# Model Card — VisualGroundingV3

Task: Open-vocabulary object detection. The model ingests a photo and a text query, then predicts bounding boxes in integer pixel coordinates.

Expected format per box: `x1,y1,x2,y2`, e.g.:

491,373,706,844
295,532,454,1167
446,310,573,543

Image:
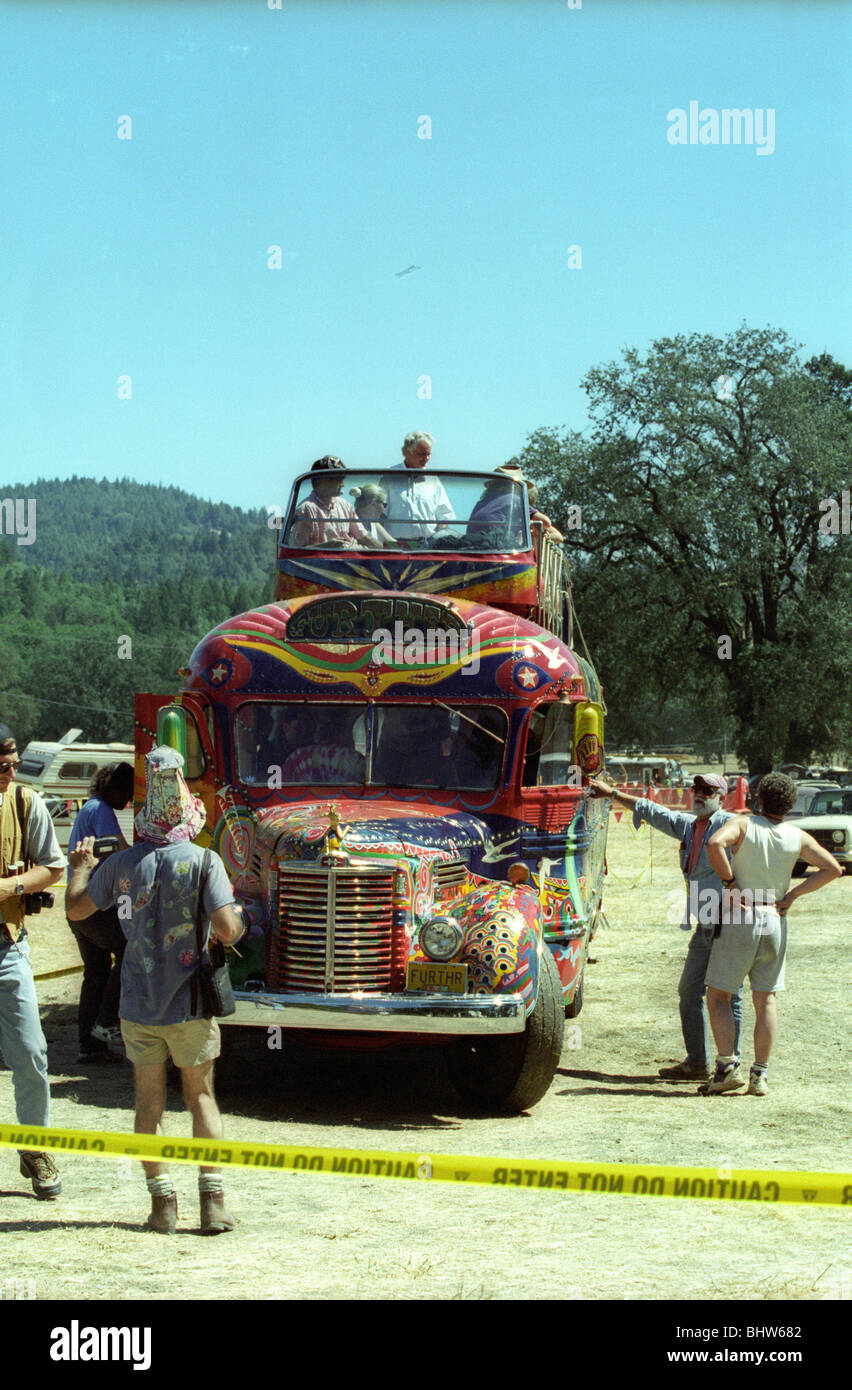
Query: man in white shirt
703,772,842,1096
382,432,455,541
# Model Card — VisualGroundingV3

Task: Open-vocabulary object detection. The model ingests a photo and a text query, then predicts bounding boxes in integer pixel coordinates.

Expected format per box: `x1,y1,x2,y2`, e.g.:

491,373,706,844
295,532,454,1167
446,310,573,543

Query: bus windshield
234,702,507,789
280,470,530,554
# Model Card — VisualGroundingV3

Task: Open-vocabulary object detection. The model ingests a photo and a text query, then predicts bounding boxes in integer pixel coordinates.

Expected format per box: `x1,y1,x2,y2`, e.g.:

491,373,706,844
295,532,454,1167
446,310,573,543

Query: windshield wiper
429,699,505,744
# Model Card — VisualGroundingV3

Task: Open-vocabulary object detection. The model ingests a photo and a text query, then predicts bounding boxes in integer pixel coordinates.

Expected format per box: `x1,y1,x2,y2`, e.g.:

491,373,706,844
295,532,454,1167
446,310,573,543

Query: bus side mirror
157,706,188,764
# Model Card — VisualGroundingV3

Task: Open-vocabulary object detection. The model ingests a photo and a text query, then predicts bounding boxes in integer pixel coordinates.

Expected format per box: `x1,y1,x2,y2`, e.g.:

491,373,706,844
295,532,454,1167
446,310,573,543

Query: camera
93,836,120,860
24,891,55,915
7,860,55,915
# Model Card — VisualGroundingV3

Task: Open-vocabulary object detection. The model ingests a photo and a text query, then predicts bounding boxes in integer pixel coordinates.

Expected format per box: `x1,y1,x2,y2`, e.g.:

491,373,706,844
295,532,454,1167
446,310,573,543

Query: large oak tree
515,326,852,769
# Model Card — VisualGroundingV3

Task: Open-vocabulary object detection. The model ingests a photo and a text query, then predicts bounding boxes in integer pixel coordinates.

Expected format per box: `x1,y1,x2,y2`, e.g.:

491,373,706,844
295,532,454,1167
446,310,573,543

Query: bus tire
449,946,564,1113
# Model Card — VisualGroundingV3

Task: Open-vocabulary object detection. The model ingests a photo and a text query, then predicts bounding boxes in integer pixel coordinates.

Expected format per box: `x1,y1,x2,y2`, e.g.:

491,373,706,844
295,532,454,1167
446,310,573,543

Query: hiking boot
146,1191,178,1234
200,1190,234,1235
658,1060,712,1081
19,1151,62,1200
747,1068,769,1096
700,1061,746,1095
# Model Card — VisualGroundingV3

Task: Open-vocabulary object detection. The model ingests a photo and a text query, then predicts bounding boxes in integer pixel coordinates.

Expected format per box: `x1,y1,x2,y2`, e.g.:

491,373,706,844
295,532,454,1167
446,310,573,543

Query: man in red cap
589,772,743,1081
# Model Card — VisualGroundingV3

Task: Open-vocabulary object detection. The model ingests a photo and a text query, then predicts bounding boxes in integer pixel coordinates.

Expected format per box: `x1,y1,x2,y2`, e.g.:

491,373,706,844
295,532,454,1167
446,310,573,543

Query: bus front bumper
225,989,527,1034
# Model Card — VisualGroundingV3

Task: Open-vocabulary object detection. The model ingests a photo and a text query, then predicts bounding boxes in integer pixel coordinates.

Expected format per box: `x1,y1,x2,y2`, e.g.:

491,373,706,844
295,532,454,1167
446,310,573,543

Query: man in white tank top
703,773,842,1096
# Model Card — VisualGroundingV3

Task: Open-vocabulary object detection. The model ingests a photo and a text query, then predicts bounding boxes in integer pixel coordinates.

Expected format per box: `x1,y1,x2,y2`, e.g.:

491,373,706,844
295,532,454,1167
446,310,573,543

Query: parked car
789,787,852,876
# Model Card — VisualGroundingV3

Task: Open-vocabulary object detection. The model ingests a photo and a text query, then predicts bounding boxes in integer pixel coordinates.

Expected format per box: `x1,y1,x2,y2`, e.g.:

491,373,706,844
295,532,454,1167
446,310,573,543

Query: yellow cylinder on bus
574,701,605,776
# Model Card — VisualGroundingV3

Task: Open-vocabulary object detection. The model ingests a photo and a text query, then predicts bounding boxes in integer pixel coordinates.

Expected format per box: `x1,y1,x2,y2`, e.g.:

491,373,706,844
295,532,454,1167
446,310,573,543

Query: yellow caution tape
1,1124,849,1206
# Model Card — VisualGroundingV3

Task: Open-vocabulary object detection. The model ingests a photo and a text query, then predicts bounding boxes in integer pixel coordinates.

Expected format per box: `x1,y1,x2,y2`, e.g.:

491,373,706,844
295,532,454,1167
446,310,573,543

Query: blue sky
2,0,849,514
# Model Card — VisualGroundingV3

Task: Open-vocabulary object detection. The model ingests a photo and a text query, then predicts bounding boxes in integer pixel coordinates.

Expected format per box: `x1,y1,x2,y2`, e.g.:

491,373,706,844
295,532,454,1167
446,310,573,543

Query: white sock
146,1175,175,1197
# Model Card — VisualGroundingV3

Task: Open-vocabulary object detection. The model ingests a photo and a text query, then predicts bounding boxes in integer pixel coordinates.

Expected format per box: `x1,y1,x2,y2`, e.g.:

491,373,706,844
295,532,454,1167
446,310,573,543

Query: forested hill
2,476,272,587
0,477,274,747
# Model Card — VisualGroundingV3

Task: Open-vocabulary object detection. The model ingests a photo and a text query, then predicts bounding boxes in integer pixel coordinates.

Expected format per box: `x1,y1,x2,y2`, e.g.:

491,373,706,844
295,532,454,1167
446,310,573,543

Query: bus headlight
420,915,464,962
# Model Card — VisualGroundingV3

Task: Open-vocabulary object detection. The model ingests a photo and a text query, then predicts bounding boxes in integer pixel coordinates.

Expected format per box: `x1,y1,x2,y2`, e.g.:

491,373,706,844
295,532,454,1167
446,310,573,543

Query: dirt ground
2,798,850,1302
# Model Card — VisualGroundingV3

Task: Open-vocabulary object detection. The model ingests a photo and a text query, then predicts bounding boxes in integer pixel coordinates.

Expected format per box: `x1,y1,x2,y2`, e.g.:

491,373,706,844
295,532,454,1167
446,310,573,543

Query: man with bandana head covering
588,772,743,1081
67,747,245,1236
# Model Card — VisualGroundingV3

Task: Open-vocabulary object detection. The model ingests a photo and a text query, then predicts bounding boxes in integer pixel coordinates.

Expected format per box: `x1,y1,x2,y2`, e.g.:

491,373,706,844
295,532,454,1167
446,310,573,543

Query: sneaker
658,1060,712,1081
700,1062,746,1095
19,1151,62,1200
91,1024,123,1045
747,1068,769,1096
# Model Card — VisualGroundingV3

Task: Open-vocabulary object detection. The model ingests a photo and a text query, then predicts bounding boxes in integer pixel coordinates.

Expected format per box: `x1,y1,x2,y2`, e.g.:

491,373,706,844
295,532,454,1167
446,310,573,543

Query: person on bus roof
288,457,382,550
381,433,455,541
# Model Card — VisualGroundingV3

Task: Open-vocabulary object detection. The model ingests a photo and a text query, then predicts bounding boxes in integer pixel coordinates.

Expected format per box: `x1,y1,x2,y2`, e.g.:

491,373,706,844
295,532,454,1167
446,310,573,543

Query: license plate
406,961,468,994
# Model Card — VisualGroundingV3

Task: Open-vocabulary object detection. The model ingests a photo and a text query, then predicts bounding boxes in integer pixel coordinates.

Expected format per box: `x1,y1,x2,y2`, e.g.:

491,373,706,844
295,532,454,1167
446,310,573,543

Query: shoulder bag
191,848,235,1019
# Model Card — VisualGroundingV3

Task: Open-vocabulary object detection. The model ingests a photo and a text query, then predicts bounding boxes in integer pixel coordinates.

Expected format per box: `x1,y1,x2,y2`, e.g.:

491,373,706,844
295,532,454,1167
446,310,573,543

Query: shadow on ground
19,1002,510,1130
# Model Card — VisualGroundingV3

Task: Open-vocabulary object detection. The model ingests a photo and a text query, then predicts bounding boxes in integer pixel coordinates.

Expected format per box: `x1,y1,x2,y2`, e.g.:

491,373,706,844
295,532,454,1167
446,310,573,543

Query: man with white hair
588,771,744,1080
382,432,455,541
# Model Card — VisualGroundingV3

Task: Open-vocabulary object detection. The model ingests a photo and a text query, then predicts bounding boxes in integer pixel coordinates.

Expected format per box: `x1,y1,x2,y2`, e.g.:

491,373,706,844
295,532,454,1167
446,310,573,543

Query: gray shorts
705,911,787,994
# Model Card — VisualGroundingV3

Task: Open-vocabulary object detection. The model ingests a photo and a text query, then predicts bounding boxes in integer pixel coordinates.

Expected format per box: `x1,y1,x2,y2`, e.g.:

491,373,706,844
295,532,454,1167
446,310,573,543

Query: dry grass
1,796,849,1301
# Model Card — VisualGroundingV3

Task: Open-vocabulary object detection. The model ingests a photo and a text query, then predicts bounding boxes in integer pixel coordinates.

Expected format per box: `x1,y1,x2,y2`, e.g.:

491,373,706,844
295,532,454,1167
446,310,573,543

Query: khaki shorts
120,1017,221,1068
705,911,787,994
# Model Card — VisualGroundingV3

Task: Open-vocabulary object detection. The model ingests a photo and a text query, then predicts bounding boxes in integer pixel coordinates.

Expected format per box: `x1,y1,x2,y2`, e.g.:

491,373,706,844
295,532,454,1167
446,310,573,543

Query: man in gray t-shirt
704,772,842,1097
86,841,235,1026
67,745,245,1235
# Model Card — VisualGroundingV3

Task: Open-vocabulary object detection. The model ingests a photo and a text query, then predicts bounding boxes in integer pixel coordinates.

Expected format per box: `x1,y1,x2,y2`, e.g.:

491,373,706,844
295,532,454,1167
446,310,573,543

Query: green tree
517,325,852,769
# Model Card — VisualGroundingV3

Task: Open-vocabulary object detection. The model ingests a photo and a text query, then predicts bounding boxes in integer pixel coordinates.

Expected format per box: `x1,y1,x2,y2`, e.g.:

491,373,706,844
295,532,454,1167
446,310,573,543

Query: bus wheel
449,947,564,1113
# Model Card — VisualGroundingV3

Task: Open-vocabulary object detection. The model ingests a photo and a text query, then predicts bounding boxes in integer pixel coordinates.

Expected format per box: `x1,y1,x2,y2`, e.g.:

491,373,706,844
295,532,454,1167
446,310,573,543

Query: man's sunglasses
692,781,717,797
0,760,21,775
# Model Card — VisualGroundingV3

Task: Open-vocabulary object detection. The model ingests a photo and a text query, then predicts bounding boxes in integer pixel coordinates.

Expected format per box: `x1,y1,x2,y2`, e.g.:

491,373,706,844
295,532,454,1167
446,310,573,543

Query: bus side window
522,709,546,787
525,703,575,786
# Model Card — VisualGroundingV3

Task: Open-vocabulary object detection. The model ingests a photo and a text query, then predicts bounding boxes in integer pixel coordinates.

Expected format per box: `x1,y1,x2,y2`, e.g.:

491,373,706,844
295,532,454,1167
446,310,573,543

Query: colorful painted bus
135,468,610,1110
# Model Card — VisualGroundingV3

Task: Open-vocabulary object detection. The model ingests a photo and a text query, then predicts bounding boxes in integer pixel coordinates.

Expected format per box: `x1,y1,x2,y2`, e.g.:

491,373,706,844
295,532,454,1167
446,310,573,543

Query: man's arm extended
587,776,689,841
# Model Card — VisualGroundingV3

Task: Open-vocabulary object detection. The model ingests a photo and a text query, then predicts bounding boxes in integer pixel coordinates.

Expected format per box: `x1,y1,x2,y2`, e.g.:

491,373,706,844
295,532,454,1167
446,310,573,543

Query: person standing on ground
67,761,134,1063
67,746,245,1235
702,772,842,1097
588,771,743,1080
0,733,66,1200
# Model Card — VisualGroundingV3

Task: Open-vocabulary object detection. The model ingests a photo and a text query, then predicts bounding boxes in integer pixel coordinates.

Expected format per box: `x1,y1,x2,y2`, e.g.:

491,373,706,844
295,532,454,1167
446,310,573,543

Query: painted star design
517,666,538,688
211,663,228,683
